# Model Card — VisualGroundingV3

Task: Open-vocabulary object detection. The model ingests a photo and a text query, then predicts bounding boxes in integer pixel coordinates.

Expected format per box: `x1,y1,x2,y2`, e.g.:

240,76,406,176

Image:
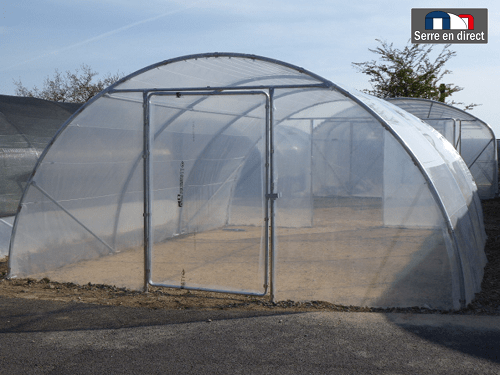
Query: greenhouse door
145,91,270,295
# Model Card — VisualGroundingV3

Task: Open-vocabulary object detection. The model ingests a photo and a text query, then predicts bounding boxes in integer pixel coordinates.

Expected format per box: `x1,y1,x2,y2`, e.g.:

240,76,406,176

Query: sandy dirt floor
8,197,454,309
3,196,499,314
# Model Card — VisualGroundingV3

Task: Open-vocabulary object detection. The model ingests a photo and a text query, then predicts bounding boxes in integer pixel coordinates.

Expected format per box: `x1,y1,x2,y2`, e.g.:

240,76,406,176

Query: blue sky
1,1,499,135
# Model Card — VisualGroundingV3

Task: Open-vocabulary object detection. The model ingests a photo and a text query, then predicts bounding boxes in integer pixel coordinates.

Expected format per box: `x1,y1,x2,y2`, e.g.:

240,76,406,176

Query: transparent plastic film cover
0,95,80,216
461,120,497,198
117,55,321,91
9,93,146,290
274,92,456,309
6,55,488,309
388,98,498,199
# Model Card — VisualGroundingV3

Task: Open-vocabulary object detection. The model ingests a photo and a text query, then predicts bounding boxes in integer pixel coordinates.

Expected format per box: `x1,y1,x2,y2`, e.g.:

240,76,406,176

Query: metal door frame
143,90,272,297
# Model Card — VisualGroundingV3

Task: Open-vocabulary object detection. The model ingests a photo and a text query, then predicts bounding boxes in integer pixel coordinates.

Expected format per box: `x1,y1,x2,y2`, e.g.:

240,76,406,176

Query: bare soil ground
1,197,500,315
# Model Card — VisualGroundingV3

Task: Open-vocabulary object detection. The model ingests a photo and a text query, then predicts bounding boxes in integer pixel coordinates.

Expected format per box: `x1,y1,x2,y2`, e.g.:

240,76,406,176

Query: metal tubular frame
144,90,271,297
7,53,482,309
98,82,329,300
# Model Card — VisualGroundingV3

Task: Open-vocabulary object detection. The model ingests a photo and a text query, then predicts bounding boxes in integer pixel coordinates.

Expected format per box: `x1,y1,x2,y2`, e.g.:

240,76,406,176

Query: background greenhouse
388,97,498,200
0,95,80,256
6,53,487,310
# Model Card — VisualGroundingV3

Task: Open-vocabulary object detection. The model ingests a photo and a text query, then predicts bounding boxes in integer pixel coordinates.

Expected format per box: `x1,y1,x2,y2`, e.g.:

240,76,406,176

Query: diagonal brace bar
30,181,115,254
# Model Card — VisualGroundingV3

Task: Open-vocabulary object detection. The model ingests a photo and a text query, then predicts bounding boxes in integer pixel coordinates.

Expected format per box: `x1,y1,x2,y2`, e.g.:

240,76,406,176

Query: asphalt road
1,297,500,374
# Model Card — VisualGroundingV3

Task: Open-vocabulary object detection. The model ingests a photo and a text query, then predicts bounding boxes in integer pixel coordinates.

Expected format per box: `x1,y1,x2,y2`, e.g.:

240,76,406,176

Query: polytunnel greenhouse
0,95,80,256
388,97,498,200
8,53,487,310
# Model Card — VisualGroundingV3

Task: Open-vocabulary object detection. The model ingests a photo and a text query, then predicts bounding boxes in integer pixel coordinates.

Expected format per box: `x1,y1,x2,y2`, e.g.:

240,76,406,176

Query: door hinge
266,192,281,200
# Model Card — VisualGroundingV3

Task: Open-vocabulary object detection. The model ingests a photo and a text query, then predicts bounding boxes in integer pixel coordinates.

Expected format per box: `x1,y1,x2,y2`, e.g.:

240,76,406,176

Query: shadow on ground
0,296,289,333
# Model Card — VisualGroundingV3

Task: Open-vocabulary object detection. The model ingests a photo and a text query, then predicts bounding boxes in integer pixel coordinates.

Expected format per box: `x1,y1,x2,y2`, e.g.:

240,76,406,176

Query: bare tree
14,64,124,103
353,39,478,111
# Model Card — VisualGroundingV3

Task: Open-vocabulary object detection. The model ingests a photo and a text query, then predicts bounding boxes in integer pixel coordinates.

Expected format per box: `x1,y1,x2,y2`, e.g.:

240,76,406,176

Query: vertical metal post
263,96,270,296
268,88,276,302
349,121,354,194
454,119,460,153
310,119,314,227
143,92,152,292
457,119,462,154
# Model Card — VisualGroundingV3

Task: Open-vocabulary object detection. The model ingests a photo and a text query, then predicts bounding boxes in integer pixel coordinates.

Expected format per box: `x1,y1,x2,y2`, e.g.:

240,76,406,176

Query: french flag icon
425,11,474,30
